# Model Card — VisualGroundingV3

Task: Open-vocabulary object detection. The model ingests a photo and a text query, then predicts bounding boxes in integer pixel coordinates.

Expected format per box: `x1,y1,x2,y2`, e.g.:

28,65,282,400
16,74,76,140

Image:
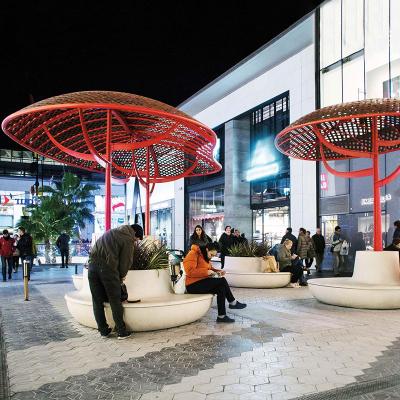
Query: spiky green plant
130,240,169,270
228,241,271,257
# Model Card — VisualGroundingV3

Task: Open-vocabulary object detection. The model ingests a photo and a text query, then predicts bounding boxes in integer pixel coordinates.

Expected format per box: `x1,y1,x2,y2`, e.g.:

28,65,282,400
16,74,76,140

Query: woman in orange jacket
183,242,246,323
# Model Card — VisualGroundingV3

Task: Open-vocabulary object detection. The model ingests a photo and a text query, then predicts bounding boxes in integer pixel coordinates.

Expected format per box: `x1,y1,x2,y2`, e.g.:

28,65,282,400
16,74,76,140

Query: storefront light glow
246,162,280,181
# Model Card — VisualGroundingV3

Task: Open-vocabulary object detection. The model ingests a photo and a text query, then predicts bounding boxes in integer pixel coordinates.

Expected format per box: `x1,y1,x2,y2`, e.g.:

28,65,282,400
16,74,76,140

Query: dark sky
0,1,322,150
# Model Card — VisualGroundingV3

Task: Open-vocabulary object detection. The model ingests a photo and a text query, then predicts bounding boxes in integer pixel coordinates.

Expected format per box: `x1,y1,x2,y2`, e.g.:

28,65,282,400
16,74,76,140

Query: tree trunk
44,239,51,264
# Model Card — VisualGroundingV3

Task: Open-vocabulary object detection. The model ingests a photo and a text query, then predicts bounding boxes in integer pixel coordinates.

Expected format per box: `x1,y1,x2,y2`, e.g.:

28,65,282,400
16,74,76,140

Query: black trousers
186,277,235,315
1,256,13,280
280,261,304,283
220,254,226,269
88,265,126,335
60,249,69,268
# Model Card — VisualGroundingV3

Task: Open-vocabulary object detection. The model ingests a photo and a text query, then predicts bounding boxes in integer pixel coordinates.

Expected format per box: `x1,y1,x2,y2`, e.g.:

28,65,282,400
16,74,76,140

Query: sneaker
100,327,112,337
216,315,235,323
299,281,308,286
229,301,247,309
117,331,133,340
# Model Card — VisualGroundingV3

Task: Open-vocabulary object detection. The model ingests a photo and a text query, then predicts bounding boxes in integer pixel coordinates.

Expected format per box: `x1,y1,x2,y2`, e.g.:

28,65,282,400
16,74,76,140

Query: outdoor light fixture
246,162,279,181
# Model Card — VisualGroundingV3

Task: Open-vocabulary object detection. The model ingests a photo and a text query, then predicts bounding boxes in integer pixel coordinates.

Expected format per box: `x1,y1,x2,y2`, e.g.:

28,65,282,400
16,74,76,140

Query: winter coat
312,233,325,254
89,225,136,280
281,232,298,254
183,245,219,286
277,245,292,269
17,233,33,256
0,236,15,257
188,234,211,248
56,233,70,251
218,233,235,256
393,228,400,242
296,233,310,259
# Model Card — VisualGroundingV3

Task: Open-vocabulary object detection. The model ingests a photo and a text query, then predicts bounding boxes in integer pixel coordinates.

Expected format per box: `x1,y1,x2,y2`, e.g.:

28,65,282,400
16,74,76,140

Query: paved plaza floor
1,266,400,400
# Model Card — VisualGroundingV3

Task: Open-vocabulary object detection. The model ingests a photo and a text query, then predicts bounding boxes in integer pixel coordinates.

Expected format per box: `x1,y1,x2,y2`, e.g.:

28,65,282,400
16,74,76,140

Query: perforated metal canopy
1,91,222,182
275,98,400,161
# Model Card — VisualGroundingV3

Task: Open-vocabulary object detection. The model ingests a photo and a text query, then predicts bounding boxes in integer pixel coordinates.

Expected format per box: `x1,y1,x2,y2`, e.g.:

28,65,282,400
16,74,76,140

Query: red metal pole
105,110,112,231
145,147,150,236
372,117,382,251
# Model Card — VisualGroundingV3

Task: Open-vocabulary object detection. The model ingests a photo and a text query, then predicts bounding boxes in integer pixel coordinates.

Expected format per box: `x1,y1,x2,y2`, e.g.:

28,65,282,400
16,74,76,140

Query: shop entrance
252,206,289,247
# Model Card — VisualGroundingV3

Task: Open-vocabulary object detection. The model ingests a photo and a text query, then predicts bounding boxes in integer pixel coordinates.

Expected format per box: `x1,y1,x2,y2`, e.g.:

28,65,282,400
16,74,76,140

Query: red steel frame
2,97,221,234
276,113,400,251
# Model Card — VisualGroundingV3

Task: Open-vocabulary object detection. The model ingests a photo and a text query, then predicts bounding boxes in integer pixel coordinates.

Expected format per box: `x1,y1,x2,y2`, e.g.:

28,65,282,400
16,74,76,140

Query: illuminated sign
246,162,279,181
361,194,391,206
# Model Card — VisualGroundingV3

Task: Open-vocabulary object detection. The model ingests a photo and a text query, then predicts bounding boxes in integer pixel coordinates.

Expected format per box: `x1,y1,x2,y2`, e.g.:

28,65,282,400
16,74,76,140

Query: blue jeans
1,256,13,280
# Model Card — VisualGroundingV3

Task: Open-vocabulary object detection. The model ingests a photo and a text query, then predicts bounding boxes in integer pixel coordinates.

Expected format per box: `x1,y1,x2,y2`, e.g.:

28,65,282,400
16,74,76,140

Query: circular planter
308,251,400,309
225,272,291,288
224,256,261,273
65,267,213,331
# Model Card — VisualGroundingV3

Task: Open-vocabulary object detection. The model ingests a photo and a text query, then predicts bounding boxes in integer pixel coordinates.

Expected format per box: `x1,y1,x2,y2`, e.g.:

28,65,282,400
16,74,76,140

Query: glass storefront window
343,56,365,102
365,0,390,98
342,0,364,58
252,206,289,247
321,66,342,107
320,0,341,68
320,160,349,198
188,186,224,242
150,208,172,248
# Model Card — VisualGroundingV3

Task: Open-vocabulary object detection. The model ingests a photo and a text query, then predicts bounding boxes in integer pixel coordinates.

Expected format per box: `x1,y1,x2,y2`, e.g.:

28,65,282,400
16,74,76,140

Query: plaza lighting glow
246,162,279,181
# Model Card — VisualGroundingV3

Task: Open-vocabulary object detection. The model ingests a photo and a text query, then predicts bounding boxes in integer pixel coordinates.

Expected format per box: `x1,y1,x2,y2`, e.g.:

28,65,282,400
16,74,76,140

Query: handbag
173,269,187,294
260,256,279,273
121,283,128,302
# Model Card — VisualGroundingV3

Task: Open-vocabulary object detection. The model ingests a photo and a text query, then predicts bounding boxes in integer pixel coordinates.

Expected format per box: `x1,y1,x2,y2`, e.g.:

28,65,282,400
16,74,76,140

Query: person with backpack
56,232,70,268
0,230,15,281
281,228,298,254
16,227,34,280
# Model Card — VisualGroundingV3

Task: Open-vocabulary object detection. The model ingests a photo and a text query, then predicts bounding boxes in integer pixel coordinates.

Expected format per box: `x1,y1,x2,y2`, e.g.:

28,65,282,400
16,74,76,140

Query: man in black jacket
56,232,70,268
384,238,400,260
312,228,326,272
281,228,298,255
88,224,143,339
17,227,33,280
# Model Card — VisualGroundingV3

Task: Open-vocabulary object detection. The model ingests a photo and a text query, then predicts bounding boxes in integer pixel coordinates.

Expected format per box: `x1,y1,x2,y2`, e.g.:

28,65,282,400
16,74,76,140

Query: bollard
75,264,78,275
23,260,29,301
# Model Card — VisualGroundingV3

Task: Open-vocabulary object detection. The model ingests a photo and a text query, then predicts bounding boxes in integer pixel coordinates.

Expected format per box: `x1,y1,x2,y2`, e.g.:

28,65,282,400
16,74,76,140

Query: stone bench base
65,291,213,331
308,278,400,309
71,275,83,291
226,272,291,288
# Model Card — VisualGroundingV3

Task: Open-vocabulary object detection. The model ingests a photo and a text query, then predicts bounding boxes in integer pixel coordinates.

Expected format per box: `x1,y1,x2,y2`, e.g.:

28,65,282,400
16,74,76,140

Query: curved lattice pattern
2,91,221,182
275,98,400,161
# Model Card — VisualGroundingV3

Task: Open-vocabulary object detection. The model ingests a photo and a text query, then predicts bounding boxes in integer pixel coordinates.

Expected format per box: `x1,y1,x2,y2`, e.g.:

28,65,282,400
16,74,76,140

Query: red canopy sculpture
275,98,400,251
2,91,221,233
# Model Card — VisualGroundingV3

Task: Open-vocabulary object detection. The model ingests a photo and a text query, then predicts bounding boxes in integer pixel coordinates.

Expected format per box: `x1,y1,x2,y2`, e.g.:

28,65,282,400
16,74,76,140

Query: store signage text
361,194,391,206
320,173,328,190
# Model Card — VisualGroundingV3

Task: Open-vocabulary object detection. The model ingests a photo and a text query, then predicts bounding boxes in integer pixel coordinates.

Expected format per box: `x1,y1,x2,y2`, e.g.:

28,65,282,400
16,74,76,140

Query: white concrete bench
72,274,83,291
224,256,291,288
65,268,213,331
308,251,400,309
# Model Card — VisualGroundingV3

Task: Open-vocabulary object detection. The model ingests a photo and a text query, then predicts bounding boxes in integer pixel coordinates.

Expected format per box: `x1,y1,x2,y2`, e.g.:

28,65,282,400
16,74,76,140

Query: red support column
145,147,151,236
105,110,112,231
372,117,382,251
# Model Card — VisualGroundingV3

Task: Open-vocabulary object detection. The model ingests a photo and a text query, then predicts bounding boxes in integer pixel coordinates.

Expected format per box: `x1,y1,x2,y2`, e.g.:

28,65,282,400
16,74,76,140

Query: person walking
312,228,325,273
277,239,307,286
56,232,70,268
281,228,298,254
12,234,20,273
88,224,143,339
332,226,344,276
17,227,33,280
184,242,247,323
296,228,310,273
218,226,235,269
393,220,400,242
188,225,212,248
0,230,15,281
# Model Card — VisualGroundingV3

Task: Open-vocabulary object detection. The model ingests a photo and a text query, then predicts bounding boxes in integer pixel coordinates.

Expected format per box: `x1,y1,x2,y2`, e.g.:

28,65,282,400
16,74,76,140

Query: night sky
0,1,322,150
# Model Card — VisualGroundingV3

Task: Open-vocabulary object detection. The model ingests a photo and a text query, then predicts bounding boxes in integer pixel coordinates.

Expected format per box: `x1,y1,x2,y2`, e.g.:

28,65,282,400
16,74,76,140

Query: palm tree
19,172,98,263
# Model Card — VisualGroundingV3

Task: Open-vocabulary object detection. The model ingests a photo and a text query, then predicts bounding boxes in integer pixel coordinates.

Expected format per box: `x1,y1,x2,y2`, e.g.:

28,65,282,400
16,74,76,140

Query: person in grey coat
88,224,143,339
332,225,344,276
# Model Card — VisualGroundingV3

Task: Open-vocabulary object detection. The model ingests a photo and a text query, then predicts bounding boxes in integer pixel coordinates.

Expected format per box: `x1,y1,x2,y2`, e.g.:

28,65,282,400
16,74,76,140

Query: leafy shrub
227,242,270,257
130,240,169,270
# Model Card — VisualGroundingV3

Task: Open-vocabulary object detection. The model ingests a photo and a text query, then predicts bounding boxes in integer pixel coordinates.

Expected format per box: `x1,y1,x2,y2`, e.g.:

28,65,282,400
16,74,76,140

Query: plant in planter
228,242,270,257
129,240,169,270
225,241,271,273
